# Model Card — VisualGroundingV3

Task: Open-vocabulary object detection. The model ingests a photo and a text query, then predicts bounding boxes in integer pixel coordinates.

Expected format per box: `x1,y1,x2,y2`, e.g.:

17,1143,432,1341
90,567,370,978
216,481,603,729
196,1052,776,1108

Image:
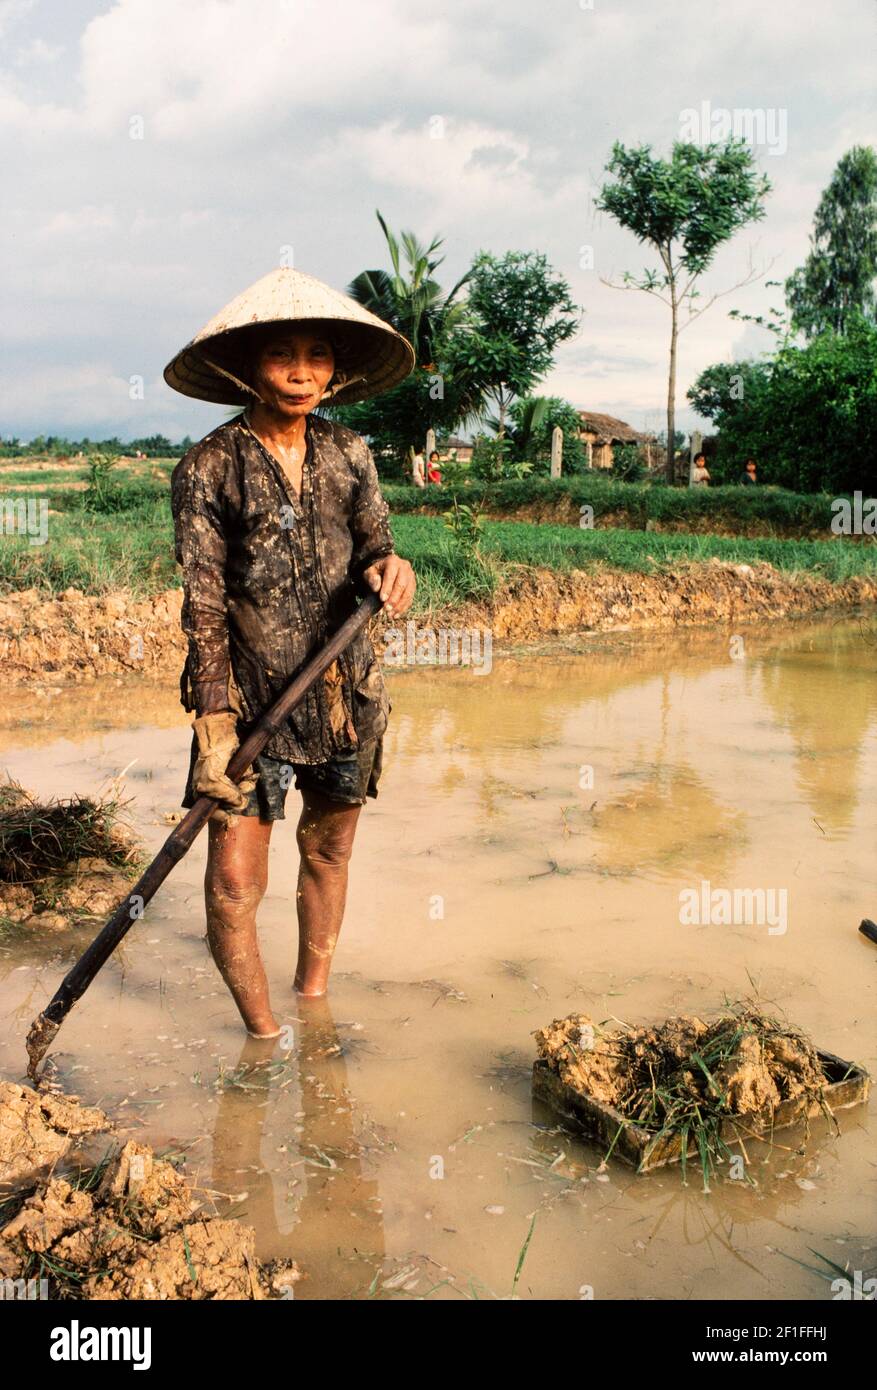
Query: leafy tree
455,251,580,437
128,434,176,456
785,146,877,338
332,370,469,476
597,140,771,479
687,359,770,423
688,320,877,491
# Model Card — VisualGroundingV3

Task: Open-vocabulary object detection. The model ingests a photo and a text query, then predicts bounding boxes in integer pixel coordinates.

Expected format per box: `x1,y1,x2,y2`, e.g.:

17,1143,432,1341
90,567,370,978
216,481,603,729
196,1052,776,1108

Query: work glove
192,712,256,826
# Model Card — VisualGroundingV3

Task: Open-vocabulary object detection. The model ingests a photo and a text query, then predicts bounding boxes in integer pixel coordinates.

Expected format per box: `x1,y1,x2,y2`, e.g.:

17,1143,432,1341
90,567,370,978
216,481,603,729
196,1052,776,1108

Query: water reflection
210,997,386,1299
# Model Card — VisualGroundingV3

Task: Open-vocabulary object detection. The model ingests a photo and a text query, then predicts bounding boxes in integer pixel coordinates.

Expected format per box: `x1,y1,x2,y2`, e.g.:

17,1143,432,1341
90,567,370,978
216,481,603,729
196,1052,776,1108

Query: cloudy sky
1,0,874,442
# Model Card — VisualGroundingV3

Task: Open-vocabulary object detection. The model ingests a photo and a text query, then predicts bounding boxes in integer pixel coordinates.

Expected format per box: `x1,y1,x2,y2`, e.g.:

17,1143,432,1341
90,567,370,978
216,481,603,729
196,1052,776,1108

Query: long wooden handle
26,590,382,1078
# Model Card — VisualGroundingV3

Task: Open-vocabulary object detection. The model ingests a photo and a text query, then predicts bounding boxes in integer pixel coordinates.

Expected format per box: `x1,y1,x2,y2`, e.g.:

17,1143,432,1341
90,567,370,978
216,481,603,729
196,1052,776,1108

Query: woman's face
252,329,336,418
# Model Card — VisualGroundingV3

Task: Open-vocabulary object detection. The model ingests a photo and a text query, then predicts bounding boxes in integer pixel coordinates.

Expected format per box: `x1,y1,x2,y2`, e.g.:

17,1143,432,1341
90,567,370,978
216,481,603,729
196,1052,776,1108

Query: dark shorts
182,737,383,821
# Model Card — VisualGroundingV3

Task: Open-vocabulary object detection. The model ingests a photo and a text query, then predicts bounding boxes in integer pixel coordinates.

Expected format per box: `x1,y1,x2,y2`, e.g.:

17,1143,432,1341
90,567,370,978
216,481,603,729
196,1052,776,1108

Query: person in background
411,446,426,488
740,458,757,485
428,449,443,486
691,451,711,486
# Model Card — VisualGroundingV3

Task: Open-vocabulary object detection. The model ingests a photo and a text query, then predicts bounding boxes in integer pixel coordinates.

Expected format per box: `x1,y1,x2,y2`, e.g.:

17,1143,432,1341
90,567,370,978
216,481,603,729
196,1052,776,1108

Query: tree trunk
497,387,507,440
666,282,678,482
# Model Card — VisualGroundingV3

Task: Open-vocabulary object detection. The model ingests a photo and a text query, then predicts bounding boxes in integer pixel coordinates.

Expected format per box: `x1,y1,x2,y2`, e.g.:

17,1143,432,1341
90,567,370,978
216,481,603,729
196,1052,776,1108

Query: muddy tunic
170,413,394,763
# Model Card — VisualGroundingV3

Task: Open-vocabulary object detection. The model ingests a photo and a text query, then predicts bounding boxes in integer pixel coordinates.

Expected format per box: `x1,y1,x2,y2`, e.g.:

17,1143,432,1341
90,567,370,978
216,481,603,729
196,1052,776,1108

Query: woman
164,267,416,1038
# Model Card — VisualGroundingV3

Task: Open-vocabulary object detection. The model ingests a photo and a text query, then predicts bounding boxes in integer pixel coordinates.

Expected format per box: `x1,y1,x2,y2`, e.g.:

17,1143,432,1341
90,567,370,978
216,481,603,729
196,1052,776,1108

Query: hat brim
164,315,414,408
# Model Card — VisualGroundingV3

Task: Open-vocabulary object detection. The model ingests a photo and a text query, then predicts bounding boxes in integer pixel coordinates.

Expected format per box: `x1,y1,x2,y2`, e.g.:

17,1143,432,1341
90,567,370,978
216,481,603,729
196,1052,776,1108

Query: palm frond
375,209,401,279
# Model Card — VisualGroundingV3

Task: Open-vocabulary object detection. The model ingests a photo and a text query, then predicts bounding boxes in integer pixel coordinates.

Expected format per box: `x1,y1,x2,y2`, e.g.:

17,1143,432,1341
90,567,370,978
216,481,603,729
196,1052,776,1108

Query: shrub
81,455,163,513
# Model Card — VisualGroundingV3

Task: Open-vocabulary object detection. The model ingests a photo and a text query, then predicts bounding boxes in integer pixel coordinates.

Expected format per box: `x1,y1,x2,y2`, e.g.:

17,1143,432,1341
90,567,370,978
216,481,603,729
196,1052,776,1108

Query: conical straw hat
163,267,415,407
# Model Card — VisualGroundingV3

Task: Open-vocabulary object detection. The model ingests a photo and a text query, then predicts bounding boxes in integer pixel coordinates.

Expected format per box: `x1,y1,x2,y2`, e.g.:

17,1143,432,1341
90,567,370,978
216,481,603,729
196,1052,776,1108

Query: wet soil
0,782,142,934
0,612,873,1299
535,1008,827,1117
0,1084,300,1299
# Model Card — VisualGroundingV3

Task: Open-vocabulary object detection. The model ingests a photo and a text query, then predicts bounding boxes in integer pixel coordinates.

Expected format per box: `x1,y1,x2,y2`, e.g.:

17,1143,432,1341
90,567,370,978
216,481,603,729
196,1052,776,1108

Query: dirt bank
0,563,874,685
484,563,877,642
0,587,186,685
0,1083,301,1299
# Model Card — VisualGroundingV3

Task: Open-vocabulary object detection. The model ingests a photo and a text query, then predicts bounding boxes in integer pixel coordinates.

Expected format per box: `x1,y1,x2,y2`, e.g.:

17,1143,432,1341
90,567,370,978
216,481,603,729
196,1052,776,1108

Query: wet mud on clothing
170,412,393,765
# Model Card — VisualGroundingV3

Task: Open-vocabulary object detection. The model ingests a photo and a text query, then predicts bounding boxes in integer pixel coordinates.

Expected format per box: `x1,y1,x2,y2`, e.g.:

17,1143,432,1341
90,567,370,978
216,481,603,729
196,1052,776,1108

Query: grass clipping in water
0,778,143,931
535,1005,831,1184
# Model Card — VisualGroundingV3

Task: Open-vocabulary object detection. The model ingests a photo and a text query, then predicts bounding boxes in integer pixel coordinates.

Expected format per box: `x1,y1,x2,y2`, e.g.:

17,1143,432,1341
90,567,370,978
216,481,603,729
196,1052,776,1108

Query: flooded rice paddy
1,613,875,1300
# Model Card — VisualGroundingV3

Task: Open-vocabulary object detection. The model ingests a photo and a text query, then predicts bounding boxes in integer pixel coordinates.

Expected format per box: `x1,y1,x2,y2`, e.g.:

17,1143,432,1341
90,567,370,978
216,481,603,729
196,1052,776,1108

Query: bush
381,474,862,537
469,433,532,482
80,455,163,513
507,396,588,474
609,444,647,482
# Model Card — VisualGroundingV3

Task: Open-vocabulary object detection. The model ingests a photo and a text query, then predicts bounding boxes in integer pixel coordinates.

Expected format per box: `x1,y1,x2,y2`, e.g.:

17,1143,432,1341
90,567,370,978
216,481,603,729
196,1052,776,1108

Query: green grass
0,499,176,593
0,468,90,486
3,460,857,536
393,515,877,587
0,498,874,601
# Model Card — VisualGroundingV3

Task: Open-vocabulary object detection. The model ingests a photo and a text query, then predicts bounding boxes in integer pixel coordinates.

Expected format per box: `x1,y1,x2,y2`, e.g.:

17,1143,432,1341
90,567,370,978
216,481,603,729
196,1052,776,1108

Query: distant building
577,411,654,470
438,435,473,463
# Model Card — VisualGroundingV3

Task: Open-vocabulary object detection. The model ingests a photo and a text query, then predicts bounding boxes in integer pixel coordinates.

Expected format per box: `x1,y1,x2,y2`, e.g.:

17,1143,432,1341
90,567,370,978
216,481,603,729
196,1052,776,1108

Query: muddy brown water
1,613,875,1300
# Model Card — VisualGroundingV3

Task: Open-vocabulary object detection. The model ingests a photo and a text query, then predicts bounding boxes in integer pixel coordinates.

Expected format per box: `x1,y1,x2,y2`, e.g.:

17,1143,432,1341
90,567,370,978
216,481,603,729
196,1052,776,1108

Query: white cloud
0,0,873,439
36,204,119,240
0,0,35,39
13,35,60,63
320,119,591,228
2,360,215,438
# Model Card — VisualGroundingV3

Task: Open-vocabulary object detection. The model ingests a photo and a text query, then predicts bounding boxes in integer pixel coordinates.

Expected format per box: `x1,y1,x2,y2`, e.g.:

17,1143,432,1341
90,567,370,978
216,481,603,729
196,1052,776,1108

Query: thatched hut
577,411,654,469
438,435,473,463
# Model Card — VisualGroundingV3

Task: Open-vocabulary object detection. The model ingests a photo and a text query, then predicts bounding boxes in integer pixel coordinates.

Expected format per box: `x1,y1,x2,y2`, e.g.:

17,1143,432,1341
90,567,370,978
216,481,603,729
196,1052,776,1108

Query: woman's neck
246,403,308,451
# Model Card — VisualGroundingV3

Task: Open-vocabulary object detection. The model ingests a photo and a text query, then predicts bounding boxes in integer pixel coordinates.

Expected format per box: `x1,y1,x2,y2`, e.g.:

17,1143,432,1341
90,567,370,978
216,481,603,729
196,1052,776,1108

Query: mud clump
0,1081,110,1188
534,1006,827,1124
0,779,142,933
0,1088,301,1300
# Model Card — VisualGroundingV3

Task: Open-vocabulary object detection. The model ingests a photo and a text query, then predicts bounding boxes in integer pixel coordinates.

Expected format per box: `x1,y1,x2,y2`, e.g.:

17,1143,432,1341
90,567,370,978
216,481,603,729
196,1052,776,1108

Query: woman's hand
362,554,416,619
192,712,257,825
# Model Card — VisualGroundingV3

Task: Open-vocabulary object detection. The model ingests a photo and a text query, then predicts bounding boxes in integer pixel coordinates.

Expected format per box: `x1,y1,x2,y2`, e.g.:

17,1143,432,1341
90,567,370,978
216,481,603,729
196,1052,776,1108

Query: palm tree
499,395,550,453
348,211,472,366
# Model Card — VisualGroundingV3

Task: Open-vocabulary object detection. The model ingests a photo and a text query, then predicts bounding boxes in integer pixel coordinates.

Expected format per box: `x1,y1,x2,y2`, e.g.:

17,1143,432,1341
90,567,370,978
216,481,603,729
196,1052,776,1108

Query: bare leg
205,814,280,1037
294,789,362,997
